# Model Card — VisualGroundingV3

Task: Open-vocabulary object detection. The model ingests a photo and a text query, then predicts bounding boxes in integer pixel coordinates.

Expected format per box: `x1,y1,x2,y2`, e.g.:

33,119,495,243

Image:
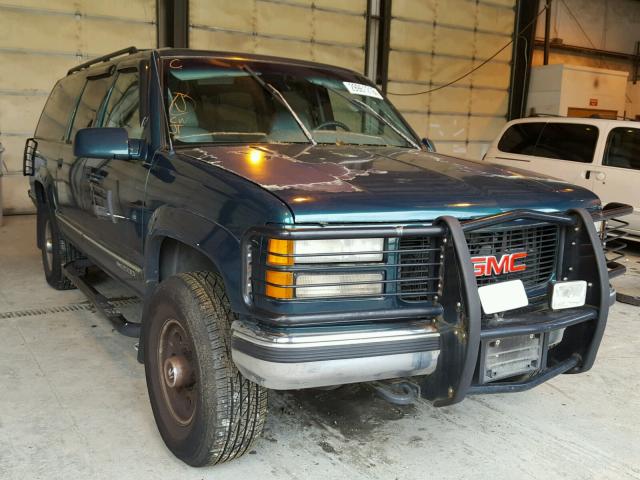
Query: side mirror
74,128,143,160
421,137,436,152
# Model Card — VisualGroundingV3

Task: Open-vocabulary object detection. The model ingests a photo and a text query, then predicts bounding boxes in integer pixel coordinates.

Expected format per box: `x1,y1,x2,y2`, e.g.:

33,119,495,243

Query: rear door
593,126,640,233
34,74,86,207
488,121,597,191
33,81,69,196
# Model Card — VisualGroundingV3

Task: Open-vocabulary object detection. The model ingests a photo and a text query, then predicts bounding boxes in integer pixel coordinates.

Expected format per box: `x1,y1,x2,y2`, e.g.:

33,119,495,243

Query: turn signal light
267,239,293,266
265,270,293,299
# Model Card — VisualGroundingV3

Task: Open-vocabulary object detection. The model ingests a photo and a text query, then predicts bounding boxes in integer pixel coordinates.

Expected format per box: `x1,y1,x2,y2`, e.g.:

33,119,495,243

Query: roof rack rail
67,46,139,75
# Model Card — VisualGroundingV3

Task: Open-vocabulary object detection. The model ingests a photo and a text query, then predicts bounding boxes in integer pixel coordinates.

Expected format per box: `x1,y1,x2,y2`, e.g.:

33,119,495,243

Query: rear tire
143,271,267,466
37,204,80,290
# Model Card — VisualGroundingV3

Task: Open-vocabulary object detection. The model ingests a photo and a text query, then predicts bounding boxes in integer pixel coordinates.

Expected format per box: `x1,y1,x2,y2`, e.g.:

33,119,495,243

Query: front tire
143,272,267,466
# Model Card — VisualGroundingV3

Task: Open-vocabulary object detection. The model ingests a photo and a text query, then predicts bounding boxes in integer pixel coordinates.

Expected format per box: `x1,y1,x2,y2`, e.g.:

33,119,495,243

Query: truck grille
397,237,442,302
465,223,560,290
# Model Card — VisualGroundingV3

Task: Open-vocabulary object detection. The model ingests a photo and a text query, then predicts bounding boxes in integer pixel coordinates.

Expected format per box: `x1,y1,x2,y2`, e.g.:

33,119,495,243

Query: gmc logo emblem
471,252,528,277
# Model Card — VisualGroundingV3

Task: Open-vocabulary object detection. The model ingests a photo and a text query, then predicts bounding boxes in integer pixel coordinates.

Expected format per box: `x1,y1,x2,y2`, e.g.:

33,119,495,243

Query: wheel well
158,238,218,282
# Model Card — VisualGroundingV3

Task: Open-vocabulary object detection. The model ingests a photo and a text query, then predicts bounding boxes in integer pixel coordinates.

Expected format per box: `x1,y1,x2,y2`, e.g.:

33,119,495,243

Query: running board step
62,261,141,338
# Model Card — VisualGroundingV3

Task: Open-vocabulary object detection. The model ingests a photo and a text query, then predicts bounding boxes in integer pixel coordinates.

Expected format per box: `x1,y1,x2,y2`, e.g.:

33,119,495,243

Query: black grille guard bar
595,202,634,279
241,205,632,405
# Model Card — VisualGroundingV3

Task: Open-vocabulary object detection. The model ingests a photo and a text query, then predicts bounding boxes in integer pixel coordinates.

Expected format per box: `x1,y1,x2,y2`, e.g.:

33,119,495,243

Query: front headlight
296,272,384,298
268,238,384,264
265,238,385,299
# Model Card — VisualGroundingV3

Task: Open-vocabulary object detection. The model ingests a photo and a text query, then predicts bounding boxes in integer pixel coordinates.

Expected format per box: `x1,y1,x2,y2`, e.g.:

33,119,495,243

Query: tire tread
176,271,267,466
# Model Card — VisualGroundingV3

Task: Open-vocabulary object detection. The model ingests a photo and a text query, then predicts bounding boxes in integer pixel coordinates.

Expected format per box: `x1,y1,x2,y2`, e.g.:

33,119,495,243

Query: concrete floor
0,214,639,480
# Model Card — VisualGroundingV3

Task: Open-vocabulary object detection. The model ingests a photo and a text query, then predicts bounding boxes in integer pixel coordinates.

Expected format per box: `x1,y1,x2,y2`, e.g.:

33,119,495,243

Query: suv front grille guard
241,204,632,405
242,225,447,326
249,234,444,303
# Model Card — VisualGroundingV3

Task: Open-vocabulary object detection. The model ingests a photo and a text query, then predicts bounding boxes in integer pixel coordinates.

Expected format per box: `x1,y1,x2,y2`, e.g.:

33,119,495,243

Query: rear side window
497,123,544,155
534,123,598,163
35,74,85,141
498,122,598,163
604,127,640,170
69,75,114,141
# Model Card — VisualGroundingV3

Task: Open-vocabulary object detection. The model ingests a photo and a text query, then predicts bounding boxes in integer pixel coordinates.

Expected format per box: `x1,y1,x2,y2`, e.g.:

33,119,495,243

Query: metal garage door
0,0,156,214
387,0,515,159
189,0,367,73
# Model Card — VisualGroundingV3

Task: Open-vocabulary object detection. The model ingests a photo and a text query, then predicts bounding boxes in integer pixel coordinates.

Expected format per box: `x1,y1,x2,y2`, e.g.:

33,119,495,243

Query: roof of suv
157,48,360,74
68,46,363,79
504,116,638,129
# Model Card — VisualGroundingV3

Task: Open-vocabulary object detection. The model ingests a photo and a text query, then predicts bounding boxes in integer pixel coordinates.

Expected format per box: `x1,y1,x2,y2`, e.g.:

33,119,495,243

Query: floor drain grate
0,296,139,320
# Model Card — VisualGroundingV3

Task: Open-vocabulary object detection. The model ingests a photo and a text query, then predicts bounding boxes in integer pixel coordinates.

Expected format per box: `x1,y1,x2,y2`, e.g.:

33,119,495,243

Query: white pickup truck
484,117,640,239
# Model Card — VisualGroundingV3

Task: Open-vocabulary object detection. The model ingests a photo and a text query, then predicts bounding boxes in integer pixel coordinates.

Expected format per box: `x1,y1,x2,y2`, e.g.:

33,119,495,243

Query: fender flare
144,206,245,311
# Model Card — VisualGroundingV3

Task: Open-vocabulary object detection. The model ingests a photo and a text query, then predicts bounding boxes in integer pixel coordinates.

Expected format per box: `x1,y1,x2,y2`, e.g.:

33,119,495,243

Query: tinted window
69,75,114,141
604,127,640,170
497,123,544,155
534,123,598,163
103,71,142,138
35,74,85,141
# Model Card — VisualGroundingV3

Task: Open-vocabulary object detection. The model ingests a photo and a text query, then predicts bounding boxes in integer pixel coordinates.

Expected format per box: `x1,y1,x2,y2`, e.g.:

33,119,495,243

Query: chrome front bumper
231,320,441,390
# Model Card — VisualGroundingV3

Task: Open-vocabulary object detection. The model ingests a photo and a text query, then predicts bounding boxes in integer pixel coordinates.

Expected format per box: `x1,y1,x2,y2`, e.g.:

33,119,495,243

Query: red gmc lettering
471,252,528,277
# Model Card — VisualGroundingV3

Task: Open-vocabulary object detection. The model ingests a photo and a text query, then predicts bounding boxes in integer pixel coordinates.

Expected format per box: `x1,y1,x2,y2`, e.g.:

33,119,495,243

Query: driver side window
103,71,142,139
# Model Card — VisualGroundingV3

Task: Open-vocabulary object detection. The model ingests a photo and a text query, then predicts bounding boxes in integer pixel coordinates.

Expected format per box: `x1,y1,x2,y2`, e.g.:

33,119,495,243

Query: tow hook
370,379,421,406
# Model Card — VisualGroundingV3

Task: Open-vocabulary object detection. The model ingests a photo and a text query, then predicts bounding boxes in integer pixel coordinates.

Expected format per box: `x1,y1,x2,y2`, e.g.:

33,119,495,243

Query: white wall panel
387,0,515,159
0,0,155,214
189,0,367,72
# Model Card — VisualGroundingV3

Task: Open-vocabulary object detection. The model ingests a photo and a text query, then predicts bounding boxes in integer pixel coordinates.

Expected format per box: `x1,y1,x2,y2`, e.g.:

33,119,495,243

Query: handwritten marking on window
168,91,195,136
169,58,183,69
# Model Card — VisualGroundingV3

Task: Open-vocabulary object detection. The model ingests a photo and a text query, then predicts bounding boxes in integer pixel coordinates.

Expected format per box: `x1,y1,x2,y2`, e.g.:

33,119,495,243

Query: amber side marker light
266,239,294,299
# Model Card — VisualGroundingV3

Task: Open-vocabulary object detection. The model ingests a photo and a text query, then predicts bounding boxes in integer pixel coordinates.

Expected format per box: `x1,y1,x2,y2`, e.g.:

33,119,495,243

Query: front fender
145,206,246,313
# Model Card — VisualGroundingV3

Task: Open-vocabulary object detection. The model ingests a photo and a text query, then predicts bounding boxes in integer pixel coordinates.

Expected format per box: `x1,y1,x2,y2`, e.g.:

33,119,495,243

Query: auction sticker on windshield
343,82,383,99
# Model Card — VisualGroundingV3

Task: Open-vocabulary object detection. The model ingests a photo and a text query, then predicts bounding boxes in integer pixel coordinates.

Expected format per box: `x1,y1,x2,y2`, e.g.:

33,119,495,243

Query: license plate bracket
480,333,543,383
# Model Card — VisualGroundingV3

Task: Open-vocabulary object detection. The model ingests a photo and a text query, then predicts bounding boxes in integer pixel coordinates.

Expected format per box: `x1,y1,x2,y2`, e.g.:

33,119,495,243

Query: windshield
163,57,418,148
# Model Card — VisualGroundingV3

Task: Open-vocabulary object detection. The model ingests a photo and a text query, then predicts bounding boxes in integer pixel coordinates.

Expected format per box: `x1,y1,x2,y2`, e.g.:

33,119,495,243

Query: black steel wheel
37,204,79,290
143,271,267,466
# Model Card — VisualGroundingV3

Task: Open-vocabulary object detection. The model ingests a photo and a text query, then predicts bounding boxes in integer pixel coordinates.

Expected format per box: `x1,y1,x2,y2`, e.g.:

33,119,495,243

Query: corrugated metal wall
0,0,156,214
0,0,519,214
386,0,516,159
189,0,367,73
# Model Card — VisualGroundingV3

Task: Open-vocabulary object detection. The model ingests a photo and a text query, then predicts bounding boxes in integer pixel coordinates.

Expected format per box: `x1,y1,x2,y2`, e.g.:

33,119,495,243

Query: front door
81,68,149,281
593,126,640,234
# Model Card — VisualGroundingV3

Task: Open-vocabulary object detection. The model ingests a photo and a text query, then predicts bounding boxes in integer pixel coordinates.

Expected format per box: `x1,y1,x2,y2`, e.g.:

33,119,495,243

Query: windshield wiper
242,65,316,146
322,85,420,150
